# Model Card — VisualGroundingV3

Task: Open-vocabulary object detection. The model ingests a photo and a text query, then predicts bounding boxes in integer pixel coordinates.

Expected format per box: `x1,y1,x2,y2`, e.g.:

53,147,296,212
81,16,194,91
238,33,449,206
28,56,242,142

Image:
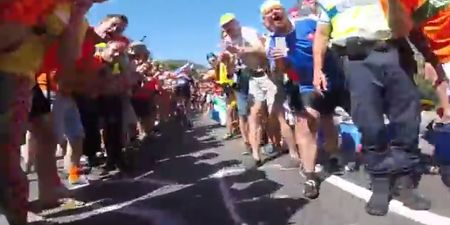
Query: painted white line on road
134,170,155,180
206,167,249,224
35,184,192,224
38,199,107,217
28,212,45,223
235,194,292,204
210,167,245,179
175,150,218,159
325,175,450,225
99,177,179,186
67,183,90,191
217,172,245,224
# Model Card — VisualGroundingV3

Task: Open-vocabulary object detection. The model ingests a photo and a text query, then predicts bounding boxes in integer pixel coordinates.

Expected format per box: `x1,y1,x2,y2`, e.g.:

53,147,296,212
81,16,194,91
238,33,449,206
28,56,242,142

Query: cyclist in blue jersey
261,0,348,199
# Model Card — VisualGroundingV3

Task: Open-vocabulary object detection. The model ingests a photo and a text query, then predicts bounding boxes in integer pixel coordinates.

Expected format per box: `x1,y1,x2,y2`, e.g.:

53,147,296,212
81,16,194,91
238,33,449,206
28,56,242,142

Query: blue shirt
268,17,344,93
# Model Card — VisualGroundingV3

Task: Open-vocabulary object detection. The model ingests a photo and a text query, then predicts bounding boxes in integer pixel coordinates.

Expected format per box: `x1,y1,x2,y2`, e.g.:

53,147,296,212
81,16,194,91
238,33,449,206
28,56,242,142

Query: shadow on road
33,118,308,225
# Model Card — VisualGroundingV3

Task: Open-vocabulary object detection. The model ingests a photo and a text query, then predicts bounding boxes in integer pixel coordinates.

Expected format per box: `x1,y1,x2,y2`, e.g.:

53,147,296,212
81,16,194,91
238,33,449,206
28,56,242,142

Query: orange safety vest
382,0,450,63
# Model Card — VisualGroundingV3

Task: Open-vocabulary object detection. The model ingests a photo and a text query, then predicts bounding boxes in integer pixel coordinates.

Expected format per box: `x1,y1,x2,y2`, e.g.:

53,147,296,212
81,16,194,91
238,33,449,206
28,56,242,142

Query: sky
87,0,297,65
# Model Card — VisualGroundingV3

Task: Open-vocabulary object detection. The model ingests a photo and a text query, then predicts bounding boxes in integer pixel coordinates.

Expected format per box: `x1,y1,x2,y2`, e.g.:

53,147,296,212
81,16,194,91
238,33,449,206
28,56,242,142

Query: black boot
393,173,431,210
440,166,450,188
366,175,391,216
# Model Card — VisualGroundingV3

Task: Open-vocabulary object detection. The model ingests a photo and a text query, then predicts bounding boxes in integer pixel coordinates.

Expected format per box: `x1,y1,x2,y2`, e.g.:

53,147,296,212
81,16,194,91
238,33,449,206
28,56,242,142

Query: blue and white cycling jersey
175,73,193,87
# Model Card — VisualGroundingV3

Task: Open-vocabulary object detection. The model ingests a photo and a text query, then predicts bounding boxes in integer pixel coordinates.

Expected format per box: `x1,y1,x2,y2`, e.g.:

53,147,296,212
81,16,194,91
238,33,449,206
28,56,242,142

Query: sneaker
68,166,80,184
303,179,320,199
262,144,278,158
223,133,235,140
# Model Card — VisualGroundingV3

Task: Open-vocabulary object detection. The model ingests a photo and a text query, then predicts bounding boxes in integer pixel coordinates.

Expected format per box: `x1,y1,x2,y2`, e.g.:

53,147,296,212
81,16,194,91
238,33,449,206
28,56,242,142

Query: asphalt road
2,114,450,225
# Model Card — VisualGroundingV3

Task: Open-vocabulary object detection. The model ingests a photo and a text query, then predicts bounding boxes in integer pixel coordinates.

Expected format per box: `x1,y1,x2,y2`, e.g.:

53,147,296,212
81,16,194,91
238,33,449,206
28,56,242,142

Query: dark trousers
344,46,421,175
75,95,101,161
98,95,124,168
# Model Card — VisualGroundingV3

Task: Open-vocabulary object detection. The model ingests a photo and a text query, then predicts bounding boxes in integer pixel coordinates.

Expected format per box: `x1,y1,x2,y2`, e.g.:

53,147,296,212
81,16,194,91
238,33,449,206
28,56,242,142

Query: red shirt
133,78,158,100
37,27,103,92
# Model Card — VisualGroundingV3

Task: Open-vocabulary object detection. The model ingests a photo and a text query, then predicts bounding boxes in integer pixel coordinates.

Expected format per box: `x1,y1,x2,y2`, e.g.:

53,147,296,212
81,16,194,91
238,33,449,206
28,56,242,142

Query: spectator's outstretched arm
385,0,414,38
59,0,93,70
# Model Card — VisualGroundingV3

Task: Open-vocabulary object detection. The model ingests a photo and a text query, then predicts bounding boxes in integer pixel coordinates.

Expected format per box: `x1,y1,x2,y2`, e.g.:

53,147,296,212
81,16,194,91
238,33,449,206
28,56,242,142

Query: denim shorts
235,91,249,117
52,94,85,144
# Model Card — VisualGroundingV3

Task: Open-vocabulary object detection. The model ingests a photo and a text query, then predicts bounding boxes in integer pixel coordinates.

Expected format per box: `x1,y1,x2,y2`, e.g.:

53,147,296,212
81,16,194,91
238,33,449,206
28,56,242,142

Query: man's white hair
260,0,284,15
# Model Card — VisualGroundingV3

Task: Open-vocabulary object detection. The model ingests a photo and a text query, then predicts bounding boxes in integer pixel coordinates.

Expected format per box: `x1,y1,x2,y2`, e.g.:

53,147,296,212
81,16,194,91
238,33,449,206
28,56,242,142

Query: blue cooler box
210,109,221,124
434,124,450,166
339,122,362,153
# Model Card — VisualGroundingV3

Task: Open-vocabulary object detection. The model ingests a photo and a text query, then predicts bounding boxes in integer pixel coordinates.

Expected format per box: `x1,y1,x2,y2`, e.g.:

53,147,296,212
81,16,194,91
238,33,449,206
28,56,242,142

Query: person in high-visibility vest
314,0,430,216
381,0,450,124
381,0,450,189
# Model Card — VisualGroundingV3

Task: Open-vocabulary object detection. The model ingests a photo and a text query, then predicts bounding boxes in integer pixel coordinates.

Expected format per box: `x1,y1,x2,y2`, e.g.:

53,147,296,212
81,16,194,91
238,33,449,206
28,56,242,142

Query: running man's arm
313,24,331,73
313,7,332,75
313,6,333,91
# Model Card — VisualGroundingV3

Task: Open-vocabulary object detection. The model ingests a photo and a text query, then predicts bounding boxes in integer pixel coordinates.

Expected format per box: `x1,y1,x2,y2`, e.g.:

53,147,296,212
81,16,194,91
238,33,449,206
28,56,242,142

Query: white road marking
235,194,292,204
213,167,246,224
134,170,155,180
27,212,45,223
67,183,90,191
325,175,450,225
31,184,192,224
38,199,107,217
210,167,245,179
99,177,179,186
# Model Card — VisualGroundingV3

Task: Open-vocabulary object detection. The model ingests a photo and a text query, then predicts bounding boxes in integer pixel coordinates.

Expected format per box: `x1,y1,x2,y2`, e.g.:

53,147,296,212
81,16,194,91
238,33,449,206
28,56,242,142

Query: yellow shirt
0,1,88,82
0,35,46,81
217,62,234,86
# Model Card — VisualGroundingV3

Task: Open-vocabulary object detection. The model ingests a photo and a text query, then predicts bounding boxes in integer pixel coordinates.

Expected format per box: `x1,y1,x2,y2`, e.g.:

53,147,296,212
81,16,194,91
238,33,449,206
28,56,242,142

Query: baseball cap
260,0,283,15
220,13,236,26
206,52,217,60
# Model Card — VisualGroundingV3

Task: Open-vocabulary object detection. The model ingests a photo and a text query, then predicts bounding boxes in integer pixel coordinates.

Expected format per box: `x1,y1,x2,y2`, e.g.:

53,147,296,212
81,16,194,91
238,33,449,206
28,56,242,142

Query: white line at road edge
325,175,450,225
29,184,192,224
